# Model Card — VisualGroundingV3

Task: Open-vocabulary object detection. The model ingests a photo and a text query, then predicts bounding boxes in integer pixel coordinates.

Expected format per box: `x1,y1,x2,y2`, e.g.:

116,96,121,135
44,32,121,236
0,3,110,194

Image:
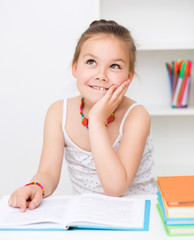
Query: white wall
1,0,194,199
0,0,99,197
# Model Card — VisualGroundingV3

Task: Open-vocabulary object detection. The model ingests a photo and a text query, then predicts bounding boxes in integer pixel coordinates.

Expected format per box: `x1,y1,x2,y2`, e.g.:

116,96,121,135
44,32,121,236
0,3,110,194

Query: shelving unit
99,0,194,174
148,106,194,117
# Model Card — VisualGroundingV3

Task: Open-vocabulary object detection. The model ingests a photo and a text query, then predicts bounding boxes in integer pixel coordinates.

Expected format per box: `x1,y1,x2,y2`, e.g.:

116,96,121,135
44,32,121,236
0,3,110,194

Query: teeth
92,86,106,91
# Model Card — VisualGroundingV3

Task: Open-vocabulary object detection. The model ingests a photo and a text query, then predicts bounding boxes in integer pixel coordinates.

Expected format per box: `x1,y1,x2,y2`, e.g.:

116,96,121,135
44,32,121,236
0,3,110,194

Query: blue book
157,192,194,226
0,194,150,231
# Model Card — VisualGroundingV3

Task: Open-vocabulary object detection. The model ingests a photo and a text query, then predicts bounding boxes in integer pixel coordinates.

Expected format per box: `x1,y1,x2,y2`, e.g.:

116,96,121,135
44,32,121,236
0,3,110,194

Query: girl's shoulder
66,96,80,105
47,97,80,122
47,99,64,112
47,97,78,112
121,97,149,116
121,97,151,132
45,99,64,124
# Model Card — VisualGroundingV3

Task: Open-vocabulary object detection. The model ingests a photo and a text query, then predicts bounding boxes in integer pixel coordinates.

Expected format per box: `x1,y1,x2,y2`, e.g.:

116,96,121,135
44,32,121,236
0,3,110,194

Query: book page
68,194,145,228
0,196,74,228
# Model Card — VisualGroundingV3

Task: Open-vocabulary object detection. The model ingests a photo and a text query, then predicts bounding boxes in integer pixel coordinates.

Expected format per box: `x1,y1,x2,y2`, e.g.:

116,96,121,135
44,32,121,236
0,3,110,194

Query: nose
95,66,107,81
95,76,107,81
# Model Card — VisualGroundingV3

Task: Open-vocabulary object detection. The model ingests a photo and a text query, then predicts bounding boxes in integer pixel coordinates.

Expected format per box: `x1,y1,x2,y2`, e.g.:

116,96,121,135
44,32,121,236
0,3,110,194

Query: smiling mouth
90,85,109,91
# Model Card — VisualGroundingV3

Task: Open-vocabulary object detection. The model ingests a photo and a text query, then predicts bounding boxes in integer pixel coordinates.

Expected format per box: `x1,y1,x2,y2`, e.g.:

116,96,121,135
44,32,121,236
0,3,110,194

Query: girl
8,19,157,212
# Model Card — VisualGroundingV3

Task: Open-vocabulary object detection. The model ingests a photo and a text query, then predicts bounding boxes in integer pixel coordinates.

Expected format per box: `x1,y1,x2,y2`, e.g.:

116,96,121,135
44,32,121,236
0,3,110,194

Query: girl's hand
89,79,130,125
8,185,43,213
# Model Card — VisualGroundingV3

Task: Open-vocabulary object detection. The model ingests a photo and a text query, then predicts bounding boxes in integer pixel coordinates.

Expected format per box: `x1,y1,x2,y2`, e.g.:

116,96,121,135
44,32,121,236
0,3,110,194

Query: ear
127,71,134,84
72,63,77,79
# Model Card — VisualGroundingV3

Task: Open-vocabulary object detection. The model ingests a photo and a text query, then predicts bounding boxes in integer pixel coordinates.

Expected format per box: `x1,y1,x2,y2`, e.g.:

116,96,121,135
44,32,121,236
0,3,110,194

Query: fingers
8,196,15,208
106,80,130,103
8,186,42,212
19,200,28,213
8,192,28,213
113,80,130,97
89,79,130,122
29,191,42,210
105,84,117,99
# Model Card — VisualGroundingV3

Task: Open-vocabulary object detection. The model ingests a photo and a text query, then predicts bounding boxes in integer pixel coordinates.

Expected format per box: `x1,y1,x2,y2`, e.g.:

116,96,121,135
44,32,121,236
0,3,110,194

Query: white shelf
137,42,194,51
147,106,194,116
153,164,194,178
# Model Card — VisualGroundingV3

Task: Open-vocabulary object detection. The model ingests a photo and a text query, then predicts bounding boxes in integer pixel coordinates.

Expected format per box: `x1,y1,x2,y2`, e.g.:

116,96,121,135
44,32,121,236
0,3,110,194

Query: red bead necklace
80,97,115,129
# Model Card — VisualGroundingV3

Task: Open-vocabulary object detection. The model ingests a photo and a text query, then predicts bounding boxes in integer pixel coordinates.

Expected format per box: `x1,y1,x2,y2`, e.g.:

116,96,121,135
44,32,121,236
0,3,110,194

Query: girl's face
72,34,133,105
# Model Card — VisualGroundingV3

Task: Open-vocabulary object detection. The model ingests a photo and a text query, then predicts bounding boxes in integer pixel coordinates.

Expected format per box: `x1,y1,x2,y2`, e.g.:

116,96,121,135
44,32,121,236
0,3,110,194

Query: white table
0,195,194,240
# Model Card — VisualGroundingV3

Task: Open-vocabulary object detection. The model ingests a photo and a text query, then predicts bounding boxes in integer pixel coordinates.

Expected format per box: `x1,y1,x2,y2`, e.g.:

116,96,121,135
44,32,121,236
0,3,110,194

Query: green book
156,204,194,236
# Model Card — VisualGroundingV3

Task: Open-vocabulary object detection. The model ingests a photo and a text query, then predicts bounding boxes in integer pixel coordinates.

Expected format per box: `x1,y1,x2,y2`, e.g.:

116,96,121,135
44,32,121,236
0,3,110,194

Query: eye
87,59,96,66
110,64,121,69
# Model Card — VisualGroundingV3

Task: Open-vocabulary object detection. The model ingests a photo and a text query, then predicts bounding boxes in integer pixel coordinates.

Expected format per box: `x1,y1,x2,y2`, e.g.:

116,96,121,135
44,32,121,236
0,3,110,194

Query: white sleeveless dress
62,99,157,195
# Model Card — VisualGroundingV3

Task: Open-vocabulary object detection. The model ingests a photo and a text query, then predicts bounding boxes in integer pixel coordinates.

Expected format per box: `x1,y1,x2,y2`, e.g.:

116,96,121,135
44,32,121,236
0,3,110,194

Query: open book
0,193,150,231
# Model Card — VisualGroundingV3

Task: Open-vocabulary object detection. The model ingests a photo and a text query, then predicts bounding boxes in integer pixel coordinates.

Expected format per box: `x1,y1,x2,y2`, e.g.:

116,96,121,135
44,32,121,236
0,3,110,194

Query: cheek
109,72,129,85
76,71,91,92
77,69,91,83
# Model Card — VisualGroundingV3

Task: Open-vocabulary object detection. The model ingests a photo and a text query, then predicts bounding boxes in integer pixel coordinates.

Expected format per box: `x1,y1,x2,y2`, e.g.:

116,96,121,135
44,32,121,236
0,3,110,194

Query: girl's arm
32,100,65,196
8,100,65,212
89,83,150,197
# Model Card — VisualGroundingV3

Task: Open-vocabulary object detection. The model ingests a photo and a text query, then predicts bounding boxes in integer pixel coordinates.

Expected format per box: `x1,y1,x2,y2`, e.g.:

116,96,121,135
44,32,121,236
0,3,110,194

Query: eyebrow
83,54,96,58
83,54,126,64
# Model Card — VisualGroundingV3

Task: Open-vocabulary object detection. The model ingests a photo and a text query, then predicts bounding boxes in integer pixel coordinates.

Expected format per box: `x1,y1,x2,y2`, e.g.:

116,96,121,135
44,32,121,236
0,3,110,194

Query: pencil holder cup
166,60,192,108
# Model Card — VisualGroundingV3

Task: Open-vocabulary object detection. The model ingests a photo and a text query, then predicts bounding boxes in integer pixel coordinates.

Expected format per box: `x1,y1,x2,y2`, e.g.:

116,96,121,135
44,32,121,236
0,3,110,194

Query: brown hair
72,19,136,72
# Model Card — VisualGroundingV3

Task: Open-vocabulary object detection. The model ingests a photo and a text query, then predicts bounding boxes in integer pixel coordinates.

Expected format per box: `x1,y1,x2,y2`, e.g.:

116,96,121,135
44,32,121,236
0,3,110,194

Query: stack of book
165,60,192,108
157,176,194,236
